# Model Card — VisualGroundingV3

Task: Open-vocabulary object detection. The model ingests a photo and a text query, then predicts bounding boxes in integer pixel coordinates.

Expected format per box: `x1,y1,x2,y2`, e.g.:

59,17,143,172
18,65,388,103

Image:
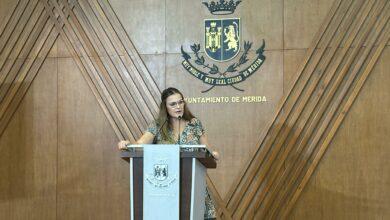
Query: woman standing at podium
118,87,218,220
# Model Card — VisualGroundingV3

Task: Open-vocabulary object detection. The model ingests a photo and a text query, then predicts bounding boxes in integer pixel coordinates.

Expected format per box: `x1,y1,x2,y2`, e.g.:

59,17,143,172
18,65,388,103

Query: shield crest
205,18,240,62
154,164,168,181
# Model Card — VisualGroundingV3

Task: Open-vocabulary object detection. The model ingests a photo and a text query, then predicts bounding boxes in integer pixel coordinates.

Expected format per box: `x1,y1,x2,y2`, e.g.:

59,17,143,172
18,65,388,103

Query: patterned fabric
146,117,217,219
204,187,217,219
147,118,205,145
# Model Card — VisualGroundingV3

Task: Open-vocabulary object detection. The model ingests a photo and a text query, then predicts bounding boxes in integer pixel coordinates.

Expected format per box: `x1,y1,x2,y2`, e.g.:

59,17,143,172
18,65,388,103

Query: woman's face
166,93,185,119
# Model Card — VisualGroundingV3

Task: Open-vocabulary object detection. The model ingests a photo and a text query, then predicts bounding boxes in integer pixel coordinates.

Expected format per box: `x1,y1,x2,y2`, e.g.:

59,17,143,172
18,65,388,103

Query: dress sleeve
146,121,158,135
192,118,205,137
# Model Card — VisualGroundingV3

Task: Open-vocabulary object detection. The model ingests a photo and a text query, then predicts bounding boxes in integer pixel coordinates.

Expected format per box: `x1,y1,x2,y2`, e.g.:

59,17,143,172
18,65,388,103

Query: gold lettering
227,76,242,84
204,77,215,84
216,79,227,85
186,96,266,104
241,96,267,103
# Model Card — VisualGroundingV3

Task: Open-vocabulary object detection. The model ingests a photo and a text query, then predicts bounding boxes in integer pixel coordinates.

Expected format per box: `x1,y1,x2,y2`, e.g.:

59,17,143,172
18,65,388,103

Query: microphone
177,116,182,145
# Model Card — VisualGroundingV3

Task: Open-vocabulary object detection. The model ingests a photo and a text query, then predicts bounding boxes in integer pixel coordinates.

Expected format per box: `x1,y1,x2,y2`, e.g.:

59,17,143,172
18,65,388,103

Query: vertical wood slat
223,0,344,212
280,8,390,219
229,0,354,218
251,0,379,218
265,1,389,218
48,0,143,139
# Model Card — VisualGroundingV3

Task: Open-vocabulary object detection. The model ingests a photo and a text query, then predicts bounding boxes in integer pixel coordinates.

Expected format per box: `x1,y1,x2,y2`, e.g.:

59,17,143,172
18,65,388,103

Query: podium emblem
154,164,168,181
146,162,177,188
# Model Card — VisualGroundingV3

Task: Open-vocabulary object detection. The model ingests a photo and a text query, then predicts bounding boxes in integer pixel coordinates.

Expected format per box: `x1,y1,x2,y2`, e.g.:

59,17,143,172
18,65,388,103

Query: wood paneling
284,0,336,49
0,0,388,219
165,0,283,53
0,58,57,220
0,0,18,35
139,54,166,91
283,49,306,94
57,57,129,220
165,49,284,197
219,0,390,218
289,47,390,219
40,0,161,142
0,0,58,137
109,0,166,55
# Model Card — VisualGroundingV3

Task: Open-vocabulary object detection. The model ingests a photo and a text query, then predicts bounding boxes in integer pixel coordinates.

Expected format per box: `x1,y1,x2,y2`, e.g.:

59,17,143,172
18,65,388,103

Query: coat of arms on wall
205,18,240,61
181,0,266,93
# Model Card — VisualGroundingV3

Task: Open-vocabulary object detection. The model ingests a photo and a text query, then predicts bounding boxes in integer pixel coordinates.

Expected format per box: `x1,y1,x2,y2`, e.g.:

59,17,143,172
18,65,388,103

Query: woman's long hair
156,87,194,142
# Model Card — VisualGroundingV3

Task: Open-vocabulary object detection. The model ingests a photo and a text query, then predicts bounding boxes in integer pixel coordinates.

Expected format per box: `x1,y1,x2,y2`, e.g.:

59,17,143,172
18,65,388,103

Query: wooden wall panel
165,50,284,197
54,37,71,58
165,0,207,53
0,4,58,137
0,0,388,219
0,0,18,34
139,54,166,91
109,0,166,55
283,49,306,94
57,57,129,220
165,0,283,53
284,0,336,49
0,58,57,220
289,46,390,219
44,0,161,141
220,0,390,218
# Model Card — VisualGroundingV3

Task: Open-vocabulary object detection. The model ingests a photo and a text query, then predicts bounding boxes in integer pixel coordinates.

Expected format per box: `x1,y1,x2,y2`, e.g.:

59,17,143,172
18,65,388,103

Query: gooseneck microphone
177,116,182,145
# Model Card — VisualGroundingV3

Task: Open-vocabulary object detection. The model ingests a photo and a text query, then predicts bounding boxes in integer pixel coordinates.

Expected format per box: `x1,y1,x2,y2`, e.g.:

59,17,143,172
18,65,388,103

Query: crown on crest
202,0,242,15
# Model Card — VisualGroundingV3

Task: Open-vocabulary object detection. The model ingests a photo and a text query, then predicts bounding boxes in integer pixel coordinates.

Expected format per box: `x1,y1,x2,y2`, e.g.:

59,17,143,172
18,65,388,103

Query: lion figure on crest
224,22,239,52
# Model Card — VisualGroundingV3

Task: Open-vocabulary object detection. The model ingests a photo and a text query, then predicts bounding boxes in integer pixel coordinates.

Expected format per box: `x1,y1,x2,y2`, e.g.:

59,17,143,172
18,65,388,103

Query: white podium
120,145,217,220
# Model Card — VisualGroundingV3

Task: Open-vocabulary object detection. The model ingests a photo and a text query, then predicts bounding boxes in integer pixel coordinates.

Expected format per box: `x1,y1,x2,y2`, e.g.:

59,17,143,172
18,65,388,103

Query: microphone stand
177,116,182,145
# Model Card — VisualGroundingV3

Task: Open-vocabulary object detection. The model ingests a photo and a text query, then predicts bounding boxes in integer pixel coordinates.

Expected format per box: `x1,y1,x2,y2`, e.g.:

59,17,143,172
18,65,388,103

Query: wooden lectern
121,145,217,220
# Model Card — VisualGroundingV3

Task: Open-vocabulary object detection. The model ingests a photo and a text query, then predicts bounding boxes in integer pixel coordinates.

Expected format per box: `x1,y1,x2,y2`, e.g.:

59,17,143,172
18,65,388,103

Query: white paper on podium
143,145,180,220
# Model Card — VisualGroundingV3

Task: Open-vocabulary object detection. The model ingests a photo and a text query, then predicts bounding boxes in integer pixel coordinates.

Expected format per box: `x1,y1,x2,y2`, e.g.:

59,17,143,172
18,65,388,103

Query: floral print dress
147,118,217,219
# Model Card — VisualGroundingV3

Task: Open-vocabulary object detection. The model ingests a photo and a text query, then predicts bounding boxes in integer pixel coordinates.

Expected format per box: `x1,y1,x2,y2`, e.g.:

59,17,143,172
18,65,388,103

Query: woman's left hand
211,151,220,160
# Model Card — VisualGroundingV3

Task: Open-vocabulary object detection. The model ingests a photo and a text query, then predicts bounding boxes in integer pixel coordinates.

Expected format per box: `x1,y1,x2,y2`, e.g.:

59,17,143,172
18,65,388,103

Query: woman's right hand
117,140,131,150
